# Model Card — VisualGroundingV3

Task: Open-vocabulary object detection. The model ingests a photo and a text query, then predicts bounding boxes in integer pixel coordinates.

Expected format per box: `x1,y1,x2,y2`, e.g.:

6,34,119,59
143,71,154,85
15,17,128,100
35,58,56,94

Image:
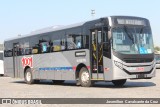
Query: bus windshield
112,26,154,54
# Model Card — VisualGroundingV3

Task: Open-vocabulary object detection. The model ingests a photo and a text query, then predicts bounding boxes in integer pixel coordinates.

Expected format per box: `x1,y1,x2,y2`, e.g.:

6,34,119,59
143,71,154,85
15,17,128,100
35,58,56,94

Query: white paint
0,51,4,75
76,59,86,63
108,17,112,26
0,60,4,75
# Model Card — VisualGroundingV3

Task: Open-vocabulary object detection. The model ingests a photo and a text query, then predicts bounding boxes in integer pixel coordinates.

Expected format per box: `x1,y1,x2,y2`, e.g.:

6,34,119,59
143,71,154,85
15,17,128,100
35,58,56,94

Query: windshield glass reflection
112,26,154,54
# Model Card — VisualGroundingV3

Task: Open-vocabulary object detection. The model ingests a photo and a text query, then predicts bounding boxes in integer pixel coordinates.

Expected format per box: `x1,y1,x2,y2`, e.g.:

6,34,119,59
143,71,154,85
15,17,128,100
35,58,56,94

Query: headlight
114,61,123,69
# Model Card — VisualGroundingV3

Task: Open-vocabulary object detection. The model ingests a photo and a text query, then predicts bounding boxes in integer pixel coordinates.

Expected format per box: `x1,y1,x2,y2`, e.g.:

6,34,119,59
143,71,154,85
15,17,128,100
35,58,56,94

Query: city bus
4,16,156,87
155,54,160,69
0,51,4,76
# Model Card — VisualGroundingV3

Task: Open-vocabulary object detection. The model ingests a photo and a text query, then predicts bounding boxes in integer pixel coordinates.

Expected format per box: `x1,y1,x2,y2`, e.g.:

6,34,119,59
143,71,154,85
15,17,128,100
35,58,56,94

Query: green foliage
154,46,160,51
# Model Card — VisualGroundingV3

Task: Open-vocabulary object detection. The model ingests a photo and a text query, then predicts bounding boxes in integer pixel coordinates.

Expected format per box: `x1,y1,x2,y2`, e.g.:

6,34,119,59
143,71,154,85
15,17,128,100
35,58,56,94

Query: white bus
4,16,156,87
0,51,4,76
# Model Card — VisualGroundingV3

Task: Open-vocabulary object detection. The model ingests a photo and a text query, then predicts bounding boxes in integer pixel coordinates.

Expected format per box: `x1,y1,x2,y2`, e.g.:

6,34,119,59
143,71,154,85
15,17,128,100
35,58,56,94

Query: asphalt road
0,69,160,107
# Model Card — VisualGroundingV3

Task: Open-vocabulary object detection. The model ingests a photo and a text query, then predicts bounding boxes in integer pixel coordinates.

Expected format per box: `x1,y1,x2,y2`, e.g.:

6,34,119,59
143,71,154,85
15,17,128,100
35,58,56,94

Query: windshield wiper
139,27,144,34
123,25,134,44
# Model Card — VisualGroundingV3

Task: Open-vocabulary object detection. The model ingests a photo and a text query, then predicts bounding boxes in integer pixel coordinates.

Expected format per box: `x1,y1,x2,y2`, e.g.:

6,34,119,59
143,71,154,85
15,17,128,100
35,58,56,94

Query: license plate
137,74,145,78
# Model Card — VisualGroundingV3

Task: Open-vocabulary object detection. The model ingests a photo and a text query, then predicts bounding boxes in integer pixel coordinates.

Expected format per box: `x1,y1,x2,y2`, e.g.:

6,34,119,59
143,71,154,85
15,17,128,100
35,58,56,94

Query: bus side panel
17,56,27,79
103,56,113,80
55,52,76,80
30,49,90,80
4,57,14,77
31,52,75,80
63,49,90,80
33,54,51,80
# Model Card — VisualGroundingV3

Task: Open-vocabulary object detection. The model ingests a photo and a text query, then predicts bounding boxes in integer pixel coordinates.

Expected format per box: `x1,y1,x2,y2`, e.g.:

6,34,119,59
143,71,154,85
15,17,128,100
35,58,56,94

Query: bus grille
123,58,153,63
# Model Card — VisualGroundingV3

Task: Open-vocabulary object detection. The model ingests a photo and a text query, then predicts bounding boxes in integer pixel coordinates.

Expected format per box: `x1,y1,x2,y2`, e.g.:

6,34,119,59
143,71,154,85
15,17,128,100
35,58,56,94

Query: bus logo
21,56,33,68
137,67,144,71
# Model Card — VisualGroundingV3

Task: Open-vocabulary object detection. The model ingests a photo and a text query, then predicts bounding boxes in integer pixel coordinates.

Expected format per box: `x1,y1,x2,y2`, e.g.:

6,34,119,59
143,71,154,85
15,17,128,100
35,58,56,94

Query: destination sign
117,19,145,25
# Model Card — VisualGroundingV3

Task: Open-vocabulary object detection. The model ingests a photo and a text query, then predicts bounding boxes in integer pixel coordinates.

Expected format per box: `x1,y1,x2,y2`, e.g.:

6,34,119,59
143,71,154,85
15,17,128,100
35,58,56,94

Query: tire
24,68,34,84
79,67,92,87
112,79,126,87
0,74,4,76
52,80,65,84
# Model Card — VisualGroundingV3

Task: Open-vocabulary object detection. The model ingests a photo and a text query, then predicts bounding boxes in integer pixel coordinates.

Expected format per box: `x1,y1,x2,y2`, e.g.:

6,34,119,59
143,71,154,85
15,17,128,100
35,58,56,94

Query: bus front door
91,29,104,80
13,43,20,78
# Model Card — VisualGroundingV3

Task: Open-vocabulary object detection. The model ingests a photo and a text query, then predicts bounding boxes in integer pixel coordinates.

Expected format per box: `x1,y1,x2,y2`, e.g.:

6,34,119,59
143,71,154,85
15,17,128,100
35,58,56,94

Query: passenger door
90,28,104,80
13,43,20,78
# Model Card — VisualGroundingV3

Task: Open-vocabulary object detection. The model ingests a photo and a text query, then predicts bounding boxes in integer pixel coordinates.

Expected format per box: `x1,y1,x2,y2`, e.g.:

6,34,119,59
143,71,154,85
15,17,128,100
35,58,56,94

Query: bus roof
4,21,87,42
4,16,149,42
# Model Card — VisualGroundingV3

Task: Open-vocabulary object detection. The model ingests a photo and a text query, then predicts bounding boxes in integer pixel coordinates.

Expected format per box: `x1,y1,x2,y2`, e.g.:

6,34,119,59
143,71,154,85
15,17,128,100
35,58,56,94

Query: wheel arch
75,63,88,79
24,66,30,77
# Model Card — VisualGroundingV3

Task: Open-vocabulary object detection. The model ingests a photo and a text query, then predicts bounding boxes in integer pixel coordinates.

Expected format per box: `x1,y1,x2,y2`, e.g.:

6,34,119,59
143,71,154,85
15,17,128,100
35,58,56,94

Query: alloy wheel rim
81,71,89,84
26,72,31,82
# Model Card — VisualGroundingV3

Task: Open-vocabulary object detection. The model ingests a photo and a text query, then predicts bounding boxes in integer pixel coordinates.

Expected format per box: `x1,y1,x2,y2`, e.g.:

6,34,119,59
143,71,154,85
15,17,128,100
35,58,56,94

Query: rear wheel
79,67,92,87
25,68,34,84
0,74,4,76
112,79,126,87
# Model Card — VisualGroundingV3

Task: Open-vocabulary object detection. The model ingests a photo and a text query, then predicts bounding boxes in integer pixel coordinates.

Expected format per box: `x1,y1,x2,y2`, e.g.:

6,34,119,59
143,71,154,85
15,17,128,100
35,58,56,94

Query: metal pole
91,10,95,19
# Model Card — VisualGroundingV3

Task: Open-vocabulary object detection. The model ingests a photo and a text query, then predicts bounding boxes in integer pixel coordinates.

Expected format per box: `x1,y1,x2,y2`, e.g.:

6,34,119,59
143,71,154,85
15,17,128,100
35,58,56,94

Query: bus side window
4,50,13,57
67,34,82,50
52,40,61,51
19,48,25,55
40,42,50,53
67,35,76,50
24,48,32,55
32,44,39,54
75,36,82,49
103,31,111,58
83,35,89,49
61,39,66,50
103,31,109,51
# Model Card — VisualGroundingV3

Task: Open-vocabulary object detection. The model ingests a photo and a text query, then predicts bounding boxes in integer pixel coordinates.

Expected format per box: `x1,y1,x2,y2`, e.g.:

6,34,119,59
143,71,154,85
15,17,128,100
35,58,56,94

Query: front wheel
79,67,92,87
25,68,34,84
112,79,126,87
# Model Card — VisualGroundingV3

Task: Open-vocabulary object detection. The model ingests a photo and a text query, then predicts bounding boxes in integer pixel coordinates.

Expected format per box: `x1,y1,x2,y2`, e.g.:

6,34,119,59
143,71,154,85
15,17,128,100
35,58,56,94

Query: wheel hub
81,71,89,83
26,72,31,82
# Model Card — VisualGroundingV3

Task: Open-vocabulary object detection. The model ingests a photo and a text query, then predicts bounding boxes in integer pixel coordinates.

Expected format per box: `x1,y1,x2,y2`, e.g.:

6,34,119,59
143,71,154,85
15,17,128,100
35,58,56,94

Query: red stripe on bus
72,66,76,71
87,66,90,69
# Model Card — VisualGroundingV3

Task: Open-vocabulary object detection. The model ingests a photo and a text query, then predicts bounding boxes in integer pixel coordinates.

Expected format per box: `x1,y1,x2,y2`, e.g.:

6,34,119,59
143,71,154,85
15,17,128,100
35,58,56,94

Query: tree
154,46,160,51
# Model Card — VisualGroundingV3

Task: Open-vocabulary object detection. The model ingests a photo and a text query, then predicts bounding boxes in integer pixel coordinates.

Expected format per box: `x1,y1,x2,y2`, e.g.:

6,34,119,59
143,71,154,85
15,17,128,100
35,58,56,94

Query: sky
0,0,160,46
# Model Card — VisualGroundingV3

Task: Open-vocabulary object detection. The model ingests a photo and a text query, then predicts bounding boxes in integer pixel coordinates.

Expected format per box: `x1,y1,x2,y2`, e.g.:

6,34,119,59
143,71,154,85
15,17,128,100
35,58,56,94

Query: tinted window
4,50,13,57
52,39,62,51
0,53,3,60
40,42,50,53
24,48,32,55
67,34,84,50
